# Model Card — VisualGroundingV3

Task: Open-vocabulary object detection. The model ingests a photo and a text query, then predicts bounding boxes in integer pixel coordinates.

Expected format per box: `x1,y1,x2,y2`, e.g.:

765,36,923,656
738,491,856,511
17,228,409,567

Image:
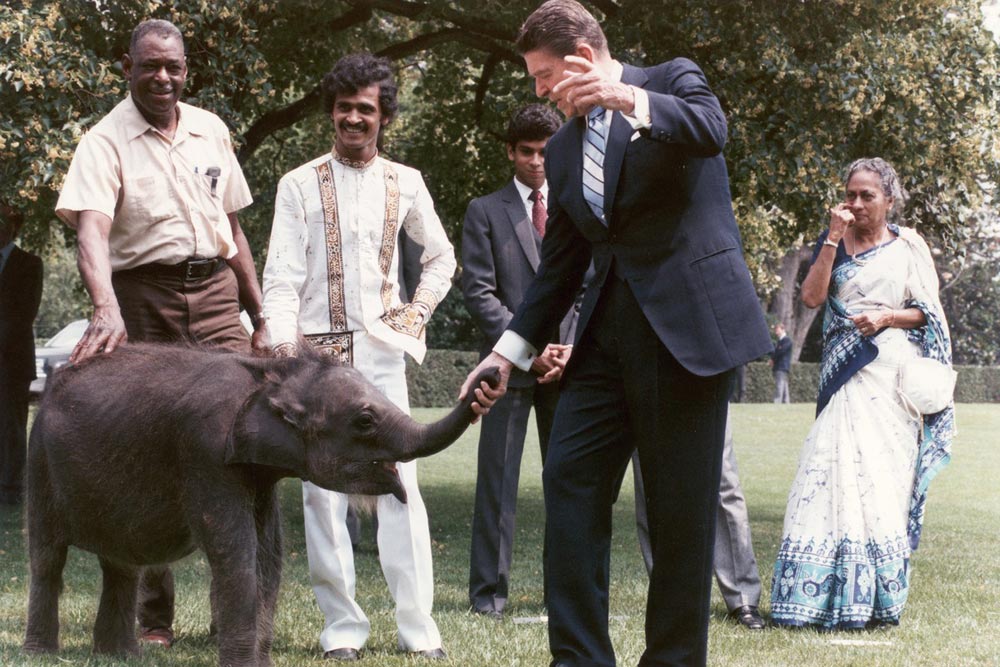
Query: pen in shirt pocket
193,166,221,196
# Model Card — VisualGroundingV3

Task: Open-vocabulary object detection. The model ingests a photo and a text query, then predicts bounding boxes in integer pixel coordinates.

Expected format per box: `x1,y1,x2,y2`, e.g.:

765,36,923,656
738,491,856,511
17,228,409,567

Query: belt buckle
184,258,215,281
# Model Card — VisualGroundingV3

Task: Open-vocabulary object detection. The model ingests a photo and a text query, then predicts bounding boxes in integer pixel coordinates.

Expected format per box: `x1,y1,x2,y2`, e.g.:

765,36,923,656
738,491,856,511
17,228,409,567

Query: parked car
30,319,89,397
29,313,256,397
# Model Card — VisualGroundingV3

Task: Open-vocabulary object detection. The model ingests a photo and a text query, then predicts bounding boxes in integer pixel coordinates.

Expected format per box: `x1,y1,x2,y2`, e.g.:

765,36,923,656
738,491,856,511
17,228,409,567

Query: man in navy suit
770,322,793,403
0,203,43,506
462,104,573,619
460,2,771,665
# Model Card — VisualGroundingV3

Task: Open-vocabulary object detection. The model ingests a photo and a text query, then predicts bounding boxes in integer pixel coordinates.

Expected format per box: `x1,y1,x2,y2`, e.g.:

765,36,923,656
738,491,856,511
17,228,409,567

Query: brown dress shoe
728,605,766,630
324,647,360,661
139,627,174,647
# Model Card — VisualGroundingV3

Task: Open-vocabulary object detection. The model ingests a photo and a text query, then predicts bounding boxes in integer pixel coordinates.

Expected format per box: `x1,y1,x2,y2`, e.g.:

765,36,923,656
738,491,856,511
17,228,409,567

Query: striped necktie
583,106,607,223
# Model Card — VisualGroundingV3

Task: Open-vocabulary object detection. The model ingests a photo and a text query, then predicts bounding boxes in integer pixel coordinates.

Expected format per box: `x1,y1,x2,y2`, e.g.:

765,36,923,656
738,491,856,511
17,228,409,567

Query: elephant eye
353,411,376,432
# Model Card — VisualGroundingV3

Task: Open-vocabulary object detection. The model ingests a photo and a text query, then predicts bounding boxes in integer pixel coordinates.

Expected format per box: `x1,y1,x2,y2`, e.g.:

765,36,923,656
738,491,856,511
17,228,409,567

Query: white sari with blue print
770,225,955,629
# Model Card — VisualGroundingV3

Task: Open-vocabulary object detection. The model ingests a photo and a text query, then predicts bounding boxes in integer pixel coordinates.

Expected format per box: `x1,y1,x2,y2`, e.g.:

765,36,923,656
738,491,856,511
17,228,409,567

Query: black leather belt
117,257,225,281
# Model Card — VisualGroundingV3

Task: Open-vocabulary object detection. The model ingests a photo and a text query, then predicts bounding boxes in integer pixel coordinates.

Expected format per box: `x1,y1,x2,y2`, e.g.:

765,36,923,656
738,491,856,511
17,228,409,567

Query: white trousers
302,333,441,652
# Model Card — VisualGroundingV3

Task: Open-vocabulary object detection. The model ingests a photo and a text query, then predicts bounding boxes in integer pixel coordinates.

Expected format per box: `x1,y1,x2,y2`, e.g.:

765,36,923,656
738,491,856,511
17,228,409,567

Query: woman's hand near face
828,203,854,243
801,201,853,308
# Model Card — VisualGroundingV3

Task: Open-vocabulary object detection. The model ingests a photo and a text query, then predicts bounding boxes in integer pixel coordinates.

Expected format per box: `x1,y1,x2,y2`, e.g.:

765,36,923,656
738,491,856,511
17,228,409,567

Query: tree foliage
3,0,998,357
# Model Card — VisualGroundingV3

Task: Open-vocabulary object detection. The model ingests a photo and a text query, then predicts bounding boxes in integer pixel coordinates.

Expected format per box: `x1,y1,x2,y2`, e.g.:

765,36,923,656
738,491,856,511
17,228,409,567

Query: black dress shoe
728,605,766,630
324,647,360,661
411,647,447,659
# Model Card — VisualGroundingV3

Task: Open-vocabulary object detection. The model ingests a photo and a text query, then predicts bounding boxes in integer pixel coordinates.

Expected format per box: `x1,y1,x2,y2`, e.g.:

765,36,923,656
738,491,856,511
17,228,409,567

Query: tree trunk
768,244,821,362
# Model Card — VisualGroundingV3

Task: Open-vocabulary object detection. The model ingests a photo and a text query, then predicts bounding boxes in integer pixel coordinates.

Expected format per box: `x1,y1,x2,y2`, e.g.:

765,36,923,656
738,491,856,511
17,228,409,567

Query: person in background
462,103,574,620
771,157,954,629
770,323,792,403
730,363,746,403
0,202,43,507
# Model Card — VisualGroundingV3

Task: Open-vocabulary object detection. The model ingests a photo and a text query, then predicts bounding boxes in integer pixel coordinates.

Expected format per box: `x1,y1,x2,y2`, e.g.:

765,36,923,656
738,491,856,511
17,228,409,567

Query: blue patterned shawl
811,225,954,550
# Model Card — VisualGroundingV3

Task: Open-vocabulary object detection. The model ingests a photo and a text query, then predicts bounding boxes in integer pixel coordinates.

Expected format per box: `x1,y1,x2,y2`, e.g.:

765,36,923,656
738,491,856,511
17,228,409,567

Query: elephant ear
225,391,309,479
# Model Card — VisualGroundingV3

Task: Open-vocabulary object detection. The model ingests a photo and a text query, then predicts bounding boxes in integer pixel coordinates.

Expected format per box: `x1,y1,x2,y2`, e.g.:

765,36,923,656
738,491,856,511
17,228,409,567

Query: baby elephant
23,343,497,667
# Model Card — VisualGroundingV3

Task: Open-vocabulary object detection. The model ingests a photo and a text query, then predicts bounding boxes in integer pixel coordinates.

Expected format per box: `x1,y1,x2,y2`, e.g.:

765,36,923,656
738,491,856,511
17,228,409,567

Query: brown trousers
111,262,250,634
112,263,250,353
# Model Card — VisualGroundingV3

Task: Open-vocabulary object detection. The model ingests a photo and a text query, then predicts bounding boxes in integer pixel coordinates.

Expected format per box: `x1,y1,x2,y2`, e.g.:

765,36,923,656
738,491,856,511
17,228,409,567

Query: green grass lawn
1,403,997,666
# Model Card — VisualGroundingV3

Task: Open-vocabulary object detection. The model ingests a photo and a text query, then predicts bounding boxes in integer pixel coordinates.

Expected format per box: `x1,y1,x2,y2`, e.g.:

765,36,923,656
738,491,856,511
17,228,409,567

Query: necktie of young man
582,106,607,223
529,189,546,237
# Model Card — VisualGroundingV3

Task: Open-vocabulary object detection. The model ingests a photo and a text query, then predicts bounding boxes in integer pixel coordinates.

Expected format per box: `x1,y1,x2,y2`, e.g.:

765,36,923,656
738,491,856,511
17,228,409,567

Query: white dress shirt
512,177,549,223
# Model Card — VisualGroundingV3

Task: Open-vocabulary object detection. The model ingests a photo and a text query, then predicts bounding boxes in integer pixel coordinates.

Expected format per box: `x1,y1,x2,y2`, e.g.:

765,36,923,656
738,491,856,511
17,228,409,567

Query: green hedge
407,351,1000,407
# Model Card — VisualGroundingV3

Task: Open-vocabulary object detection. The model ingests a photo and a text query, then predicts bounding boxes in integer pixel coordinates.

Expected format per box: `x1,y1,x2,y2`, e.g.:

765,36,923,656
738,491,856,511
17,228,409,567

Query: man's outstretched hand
459,351,513,423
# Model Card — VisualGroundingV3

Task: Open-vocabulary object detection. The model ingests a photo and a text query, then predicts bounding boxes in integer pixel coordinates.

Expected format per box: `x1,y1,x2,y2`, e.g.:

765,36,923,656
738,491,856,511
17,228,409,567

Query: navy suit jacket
508,58,771,376
771,336,793,373
0,245,43,385
462,180,579,388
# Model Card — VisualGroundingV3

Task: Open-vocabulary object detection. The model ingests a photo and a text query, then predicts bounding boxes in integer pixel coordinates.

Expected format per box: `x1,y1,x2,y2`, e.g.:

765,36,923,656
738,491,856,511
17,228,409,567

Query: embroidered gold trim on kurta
378,165,400,312
381,302,429,339
316,160,348,333
381,284,439,339
411,287,439,314
333,148,378,171
304,332,354,366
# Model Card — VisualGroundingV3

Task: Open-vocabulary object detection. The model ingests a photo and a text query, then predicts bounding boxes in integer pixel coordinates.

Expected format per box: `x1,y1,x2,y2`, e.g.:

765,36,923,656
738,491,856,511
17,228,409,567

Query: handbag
897,356,957,417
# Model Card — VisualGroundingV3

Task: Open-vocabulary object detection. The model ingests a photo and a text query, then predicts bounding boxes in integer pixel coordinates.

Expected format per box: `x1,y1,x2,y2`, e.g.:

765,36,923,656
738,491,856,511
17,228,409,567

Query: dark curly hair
506,104,562,145
321,53,398,123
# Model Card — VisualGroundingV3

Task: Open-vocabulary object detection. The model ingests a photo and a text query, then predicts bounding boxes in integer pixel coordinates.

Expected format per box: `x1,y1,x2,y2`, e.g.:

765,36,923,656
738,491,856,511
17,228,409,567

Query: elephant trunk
394,366,500,461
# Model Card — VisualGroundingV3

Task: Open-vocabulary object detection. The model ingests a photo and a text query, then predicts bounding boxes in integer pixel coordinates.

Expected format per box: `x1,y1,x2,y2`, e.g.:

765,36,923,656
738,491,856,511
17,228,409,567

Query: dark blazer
771,336,792,373
509,58,771,376
0,246,44,384
462,180,577,388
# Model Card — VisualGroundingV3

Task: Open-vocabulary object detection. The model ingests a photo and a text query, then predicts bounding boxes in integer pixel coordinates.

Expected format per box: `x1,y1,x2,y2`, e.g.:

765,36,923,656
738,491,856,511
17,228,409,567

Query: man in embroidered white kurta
261,55,455,661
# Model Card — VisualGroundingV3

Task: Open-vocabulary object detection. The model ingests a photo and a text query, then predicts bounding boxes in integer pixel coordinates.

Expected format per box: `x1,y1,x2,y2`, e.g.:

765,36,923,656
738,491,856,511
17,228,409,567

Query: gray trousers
468,381,559,614
773,370,790,403
633,413,762,611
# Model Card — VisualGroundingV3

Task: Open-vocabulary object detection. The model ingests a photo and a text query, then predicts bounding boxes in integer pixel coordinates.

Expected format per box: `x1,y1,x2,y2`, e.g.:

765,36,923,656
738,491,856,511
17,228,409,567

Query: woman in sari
770,158,955,629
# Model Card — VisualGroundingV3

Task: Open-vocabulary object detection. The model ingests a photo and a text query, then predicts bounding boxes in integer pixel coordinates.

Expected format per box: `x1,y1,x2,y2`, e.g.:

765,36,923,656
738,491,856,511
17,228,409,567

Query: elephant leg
23,453,67,654
137,564,175,637
205,517,260,667
93,557,141,655
254,490,283,667
23,534,67,653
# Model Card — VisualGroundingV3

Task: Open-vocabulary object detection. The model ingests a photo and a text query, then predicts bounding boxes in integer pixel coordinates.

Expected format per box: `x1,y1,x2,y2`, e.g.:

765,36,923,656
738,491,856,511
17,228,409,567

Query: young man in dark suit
770,322,793,403
462,104,572,619
0,203,43,506
460,2,772,665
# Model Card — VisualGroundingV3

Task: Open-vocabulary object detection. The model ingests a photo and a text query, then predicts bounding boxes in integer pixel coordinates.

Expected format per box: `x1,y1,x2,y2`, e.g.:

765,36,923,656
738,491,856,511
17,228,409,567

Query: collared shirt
0,241,14,275
55,95,252,271
262,152,456,364
511,177,549,222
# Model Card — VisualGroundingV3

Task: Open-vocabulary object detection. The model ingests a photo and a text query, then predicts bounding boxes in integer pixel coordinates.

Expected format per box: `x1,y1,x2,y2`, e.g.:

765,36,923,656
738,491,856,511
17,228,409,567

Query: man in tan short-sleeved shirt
53,18,268,648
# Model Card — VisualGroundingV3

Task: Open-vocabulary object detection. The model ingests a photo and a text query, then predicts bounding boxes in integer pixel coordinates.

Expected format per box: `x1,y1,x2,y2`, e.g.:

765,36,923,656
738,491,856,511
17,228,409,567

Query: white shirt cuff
622,87,651,129
493,330,537,372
